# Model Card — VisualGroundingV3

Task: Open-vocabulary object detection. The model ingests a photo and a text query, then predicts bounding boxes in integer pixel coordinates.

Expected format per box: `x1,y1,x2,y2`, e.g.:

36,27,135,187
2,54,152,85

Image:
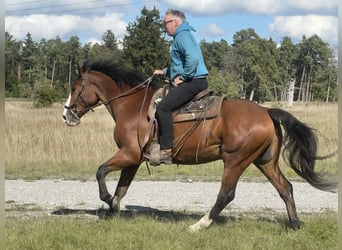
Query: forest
5,7,338,107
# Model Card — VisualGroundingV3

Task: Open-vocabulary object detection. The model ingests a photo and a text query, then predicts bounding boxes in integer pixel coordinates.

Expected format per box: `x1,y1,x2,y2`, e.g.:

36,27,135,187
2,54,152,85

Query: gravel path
5,179,337,217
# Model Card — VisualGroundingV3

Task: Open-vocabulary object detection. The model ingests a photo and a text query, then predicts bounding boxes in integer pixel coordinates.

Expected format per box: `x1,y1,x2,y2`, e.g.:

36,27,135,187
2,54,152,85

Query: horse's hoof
111,197,120,212
96,208,115,219
287,219,301,230
189,224,201,233
189,213,213,232
104,210,115,217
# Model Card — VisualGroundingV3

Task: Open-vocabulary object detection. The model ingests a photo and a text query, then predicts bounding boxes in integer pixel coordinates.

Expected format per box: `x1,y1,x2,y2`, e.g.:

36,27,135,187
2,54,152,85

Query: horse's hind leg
255,146,300,229
189,158,244,232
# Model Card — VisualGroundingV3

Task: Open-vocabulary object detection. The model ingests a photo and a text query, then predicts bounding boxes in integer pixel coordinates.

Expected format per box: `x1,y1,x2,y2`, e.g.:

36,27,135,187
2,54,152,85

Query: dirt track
5,179,337,218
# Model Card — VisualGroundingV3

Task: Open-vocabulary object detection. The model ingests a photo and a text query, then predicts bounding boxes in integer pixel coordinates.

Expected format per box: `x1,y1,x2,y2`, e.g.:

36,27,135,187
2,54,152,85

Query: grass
6,211,337,250
5,100,337,180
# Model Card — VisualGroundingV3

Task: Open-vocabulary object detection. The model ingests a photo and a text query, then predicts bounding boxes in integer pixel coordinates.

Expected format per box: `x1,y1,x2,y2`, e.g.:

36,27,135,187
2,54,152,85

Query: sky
5,0,338,48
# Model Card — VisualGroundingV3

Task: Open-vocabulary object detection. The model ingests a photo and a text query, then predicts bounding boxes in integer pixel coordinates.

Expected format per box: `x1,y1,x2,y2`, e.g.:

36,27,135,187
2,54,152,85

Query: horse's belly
173,144,221,164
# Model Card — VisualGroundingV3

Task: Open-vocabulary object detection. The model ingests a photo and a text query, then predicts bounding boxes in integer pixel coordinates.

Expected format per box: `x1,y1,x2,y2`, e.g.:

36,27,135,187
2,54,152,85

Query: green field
6,211,337,250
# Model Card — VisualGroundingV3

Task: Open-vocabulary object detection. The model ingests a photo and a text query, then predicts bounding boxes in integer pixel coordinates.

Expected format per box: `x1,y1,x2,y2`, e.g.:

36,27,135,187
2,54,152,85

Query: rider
153,9,209,164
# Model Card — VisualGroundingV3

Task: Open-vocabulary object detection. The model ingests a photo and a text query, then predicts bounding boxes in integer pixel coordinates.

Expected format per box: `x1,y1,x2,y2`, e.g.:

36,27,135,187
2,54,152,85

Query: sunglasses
164,19,175,25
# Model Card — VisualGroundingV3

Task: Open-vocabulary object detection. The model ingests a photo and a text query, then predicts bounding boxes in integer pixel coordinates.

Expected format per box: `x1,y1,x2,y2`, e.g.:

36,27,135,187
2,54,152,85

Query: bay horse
62,59,336,231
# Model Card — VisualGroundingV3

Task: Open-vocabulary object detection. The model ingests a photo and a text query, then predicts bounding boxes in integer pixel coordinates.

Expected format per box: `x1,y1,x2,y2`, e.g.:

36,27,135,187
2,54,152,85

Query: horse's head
62,59,152,126
62,65,99,126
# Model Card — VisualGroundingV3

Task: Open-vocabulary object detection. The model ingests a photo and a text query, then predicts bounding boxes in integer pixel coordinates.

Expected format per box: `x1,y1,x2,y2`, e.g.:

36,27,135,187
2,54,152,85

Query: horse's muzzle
62,110,80,126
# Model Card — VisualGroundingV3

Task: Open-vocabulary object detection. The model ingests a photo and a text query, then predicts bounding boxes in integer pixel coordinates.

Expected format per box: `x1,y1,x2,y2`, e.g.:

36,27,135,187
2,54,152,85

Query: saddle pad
173,95,225,123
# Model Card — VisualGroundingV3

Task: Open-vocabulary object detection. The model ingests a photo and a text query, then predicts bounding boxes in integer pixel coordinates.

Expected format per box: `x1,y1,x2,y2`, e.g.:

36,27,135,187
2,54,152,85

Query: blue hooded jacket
164,21,208,82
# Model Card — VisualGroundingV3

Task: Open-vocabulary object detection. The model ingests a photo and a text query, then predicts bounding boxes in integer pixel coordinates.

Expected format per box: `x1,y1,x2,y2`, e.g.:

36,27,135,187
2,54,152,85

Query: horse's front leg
96,162,113,207
96,150,141,211
111,165,139,212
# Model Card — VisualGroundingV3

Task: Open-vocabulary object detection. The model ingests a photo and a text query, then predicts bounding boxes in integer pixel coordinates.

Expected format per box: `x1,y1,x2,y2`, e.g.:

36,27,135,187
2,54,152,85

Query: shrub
33,84,63,108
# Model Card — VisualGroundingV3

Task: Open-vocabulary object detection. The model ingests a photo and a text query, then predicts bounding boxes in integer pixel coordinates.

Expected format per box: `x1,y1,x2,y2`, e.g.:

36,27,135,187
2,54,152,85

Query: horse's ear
75,62,83,77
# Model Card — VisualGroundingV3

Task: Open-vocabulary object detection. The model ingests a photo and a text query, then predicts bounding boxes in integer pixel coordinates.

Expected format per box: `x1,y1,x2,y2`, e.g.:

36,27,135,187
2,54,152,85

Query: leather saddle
148,85,224,123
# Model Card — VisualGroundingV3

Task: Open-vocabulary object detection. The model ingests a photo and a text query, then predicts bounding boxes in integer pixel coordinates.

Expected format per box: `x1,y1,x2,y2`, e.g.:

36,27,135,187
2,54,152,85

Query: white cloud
200,23,226,37
269,15,338,44
5,14,81,39
87,14,126,37
165,0,337,15
84,38,102,46
5,13,127,42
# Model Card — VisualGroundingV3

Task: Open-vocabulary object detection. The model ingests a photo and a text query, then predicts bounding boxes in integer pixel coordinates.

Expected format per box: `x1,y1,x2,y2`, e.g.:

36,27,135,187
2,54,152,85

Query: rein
65,75,154,114
92,75,154,110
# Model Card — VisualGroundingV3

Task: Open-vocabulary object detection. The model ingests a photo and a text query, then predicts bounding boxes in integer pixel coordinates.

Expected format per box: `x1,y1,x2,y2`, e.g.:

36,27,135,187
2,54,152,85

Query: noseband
64,74,95,120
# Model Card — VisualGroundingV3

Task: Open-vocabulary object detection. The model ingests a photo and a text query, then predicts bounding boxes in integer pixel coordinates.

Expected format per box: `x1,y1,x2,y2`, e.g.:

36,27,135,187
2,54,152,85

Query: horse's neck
105,86,154,122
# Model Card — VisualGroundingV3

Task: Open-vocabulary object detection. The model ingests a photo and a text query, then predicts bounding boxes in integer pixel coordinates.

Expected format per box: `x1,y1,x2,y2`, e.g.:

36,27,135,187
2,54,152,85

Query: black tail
268,108,337,193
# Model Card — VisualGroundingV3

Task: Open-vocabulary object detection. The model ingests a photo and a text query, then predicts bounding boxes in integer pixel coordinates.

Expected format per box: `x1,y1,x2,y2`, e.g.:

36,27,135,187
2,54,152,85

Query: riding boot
160,148,172,164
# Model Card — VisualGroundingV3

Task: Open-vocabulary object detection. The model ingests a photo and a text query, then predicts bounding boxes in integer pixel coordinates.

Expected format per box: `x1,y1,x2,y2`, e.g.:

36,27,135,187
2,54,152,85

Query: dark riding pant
156,78,208,149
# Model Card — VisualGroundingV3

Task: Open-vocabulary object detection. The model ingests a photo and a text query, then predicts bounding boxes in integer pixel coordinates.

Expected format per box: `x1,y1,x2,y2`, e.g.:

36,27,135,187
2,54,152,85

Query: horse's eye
71,87,76,92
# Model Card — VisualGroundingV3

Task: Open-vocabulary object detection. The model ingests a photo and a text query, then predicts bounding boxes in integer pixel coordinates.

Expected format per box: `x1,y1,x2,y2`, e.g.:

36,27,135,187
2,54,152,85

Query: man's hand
153,69,164,76
173,76,184,85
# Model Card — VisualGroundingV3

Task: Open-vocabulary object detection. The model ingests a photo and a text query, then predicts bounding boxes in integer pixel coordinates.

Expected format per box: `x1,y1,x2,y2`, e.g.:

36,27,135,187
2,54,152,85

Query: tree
200,39,241,97
200,39,230,71
231,29,259,99
89,30,124,64
295,35,333,102
232,29,280,102
44,37,64,89
311,53,338,102
207,68,240,97
22,33,39,91
123,6,169,75
102,29,117,50
64,36,81,91
5,32,22,96
277,37,299,103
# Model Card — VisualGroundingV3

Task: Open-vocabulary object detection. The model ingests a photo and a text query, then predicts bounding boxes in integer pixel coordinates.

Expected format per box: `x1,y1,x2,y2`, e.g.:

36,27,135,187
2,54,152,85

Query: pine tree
123,6,169,75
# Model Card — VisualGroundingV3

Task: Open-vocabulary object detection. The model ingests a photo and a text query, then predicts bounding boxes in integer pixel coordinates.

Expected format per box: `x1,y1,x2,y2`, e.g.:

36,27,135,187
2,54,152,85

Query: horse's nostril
62,115,66,121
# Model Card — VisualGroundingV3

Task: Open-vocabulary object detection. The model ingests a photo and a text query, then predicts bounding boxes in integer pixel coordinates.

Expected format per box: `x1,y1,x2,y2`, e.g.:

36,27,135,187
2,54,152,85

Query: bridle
64,73,154,120
64,74,94,120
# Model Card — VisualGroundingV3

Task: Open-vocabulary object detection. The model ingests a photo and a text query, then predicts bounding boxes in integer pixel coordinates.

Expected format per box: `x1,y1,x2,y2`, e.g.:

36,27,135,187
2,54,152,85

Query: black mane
82,59,147,88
